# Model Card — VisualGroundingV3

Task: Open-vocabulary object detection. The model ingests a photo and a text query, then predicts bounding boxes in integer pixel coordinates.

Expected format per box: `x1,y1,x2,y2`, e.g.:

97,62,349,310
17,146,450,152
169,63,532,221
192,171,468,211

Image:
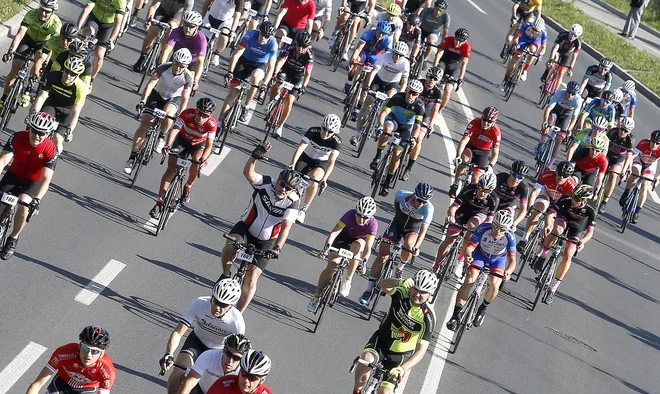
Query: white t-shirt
374,53,410,83
371,12,404,33
313,0,332,17
191,347,239,393
181,297,246,348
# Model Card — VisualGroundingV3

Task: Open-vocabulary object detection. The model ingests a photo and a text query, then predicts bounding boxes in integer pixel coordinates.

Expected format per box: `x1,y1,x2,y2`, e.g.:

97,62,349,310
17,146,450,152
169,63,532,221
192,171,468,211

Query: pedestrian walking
621,0,651,39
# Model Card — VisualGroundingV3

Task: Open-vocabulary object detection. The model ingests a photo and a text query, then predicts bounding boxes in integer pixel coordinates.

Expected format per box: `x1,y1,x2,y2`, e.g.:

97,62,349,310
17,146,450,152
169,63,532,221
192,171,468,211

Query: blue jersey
239,30,278,63
549,89,583,117
584,98,616,124
394,190,434,224
360,29,392,57
469,222,516,259
385,92,425,126
518,21,547,49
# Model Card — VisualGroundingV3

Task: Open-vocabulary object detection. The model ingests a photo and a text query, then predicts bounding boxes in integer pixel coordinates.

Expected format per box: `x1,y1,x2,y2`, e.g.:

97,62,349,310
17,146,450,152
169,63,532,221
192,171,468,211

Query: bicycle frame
370,131,404,199
263,80,294,142
356,90,389,158
349,357,397,394
431,223,469,303
535,125,560,178
620,173,654,233
0,52,35,131
342,63,372,127
451,266,490,353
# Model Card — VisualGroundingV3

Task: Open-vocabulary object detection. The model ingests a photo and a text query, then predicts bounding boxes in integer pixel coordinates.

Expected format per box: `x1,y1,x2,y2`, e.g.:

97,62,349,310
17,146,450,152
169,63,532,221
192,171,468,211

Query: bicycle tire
119,8,131,37
502,48,512,65
356,110,375,158
332,32,347,72
341,81,360,127
156,175,179,235
451,292,477,354
396,147,411,182
1,81,21,131
137,44,159,92
0,212,11,249
595,172,610,210
216,103,239,155
201,37,216,79
370,152,389,198
516,229,540,280
367,259,393,321
532,255,555,310
130,145,146,188
620,189,638,233
313,275,335,333
430,248,454,304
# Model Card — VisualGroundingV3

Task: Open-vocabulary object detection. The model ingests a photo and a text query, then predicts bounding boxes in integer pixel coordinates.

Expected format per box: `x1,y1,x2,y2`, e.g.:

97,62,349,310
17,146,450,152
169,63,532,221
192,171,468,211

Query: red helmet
482,106,499,122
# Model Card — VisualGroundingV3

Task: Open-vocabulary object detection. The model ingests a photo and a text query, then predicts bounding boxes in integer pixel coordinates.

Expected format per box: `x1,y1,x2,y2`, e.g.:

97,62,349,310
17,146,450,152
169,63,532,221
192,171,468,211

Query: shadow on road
573,258,659,304
248,294,314,333
137,253,214,288
114,362,168,389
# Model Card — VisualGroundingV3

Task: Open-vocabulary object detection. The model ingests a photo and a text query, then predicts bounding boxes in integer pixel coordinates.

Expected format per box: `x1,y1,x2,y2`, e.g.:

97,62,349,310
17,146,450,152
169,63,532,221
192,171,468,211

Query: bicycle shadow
113,362,168,389
136,253,215,288
247,294,315,333
80,115,134,145
59,150,129,188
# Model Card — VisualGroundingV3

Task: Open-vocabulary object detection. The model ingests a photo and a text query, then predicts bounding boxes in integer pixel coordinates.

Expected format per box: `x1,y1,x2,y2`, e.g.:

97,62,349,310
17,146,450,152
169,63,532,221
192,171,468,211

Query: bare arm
243,155,261,183
414,222,430,249
177,370,202,394
35,167,54,199
77,3,95,28
274,8,288,28
141,76,159,102
275,219,294,249
69,102,85,132
25,366,54,394
289,141,308,167
489,146,499,167
31,90,49,113
0,151,14,170
400,341,430,372
323,151,339,181
164,322,189,355
228,47,246,72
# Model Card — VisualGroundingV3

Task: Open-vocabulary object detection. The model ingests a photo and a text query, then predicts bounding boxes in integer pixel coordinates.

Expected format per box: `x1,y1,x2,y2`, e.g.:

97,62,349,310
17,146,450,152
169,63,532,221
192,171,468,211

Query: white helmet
570,23,583,37
623,80,636,93
183,10,203,26
322,113,341,132
356,196,377,217
592,116,609,130
212,279,241,305
240,350,271,376
392,41,409,57
407,79,423,94
533,17,545,31
413,269,439,293
493,210,514,229
172,48,192,65
28,112,57,134
620,117,635,131
612,88,624,103
478,172,497,190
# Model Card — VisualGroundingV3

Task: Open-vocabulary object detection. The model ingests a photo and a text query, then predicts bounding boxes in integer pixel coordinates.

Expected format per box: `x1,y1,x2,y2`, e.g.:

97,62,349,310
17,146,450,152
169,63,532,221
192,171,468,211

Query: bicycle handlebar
323,246,365,263
223,234,270,257
147,18,172,30
140,107,178,120
380,237,415,254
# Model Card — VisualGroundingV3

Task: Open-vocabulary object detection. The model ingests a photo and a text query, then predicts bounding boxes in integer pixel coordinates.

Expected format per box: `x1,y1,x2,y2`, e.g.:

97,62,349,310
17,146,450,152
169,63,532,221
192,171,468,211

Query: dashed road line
201,146,231,176
0,342,47,394
74,259,126,305
466,0,487,14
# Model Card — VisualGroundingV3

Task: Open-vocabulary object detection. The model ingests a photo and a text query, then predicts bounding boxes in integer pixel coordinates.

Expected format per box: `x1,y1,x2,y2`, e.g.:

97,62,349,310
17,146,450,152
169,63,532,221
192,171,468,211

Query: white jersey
371,12,404,33
191,348,239,393
313,0,332,17
208,0,241,21
240,174,299,240
181,297,246,348
374,53,409,83
153,63,194,99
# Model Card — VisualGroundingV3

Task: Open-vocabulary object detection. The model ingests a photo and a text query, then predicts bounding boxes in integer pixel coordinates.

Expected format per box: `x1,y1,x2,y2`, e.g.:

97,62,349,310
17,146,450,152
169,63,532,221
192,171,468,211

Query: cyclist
359,183,434,304
576,90,616,131
124,48,193,174
399,13,422,65
0,112,58,260
566,115,611,161
446,210,517,330
206,350,273,394
369,81,425,197
220,21,278,125
570,136,608,191
328,0,376,57
308,196,378,310
1,0,61,108
30,57,88,153
352,270,437,394
38,21,79,77
449,106,501,198
531,184,596,305
130,0,147,27
274,0,316,39
149,97,216,216
540,23,582,88
618,79,637,119
52,39,93,85
26,326,115,394
418,0,450,68
498,18,546,89
618,130,660,224
370,3,404,42
578,57,613,101
268,31,314,138
289,114,340,224
178,334,252,394
159,11,207,91
598,117,635,213
248,0,273,32
201,0,243,67
435,27,470,111
538,80,583,169
433,172,499,278
132,0,194,72
493,160,530,228
343,21,392,93
518,161,577,249
219,142,301,312
312,0,333,42
500,0,542,59
403,0,430,15
612,88,625,125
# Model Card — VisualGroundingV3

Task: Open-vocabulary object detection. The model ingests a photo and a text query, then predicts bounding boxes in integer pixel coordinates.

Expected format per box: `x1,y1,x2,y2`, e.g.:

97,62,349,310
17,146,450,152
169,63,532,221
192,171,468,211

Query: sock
603,196,609,203
482,300,490,307
345,275,352,282
356,103,362,110
397,260,408,271
523,232,530,241
458,249,465,262
129,151,136,160
634,206,642,214
184,183,192,190
133,7,139,16
302,203,309,211
539,135,547,144
406,159,416,171
1,94,7,101
452,305,461,319
541,69,548,81
550,278,561,293
547,158,555,169
365,277,377,292
523,64,530,71
438,104,444,112
540,247,550,259
384,172,393,185
503,75,508,82
352,129,360,138
373,147,383,161
347,75,354,82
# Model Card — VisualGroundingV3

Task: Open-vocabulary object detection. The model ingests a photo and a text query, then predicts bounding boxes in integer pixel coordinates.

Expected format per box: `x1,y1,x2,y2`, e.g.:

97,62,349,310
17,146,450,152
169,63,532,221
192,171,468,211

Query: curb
590,0,660,41
0,2,38,46
543,13,660,107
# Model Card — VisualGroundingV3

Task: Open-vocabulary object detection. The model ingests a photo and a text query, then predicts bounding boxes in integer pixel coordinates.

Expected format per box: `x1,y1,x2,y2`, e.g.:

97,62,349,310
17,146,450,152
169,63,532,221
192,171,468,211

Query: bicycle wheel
356,111,375,158
341,81,360,127
538,85,549,109
503,68,519,102
313,276,335,333
396,147,411,182
595,172,610,210
332,32,347,72
532,255,555,311
370,153,390,198
0,81,21,131
156,176,179,235
216,104,238,154
451,292,478,354
620,189,638,233
0,212,11,248
137,45,158,92
367,260,392,321
516,230,540,280
130,144,146,188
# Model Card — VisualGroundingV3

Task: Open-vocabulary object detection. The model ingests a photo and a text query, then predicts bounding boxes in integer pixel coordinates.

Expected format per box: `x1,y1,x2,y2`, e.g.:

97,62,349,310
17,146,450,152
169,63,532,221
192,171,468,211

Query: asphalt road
0,0,658,393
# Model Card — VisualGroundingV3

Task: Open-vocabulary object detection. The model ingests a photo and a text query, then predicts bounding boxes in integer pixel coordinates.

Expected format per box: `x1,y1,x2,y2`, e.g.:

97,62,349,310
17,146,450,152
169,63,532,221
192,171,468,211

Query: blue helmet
377,21,393,36
566,81,580,94
414,183,434,201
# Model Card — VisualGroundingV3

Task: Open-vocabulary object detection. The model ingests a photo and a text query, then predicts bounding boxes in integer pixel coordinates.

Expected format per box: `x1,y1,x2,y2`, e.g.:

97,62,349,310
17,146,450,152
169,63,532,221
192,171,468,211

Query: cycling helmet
566,81,580,94
651,130,660,143
196,97,216,113
482,106,499,122
511,159,530,176
414,182,434,201
591,135,608,150
592,116,609,130
240,350,271,376
413,269,439,293
377,21,393,35
406,13,421,26
493,209,514,229
224,334,252,354
259,21,276,37
599,57,613,69
533,17,545,31
295,32,312,48
623,80,636,93
455,28,469,41
392,41,409,57
212,279,241,305
356,196,377,217
39,0,58,12
322,113,341,132
407,79,424,94
182,10,203,26
426,66,443,79
612,88,624,103
63,56,85,75
620,117,635,132
60,21,79,40
172,48,192,65
478,172,497,190
279,168,303,188
386,3,402,16
68,40,88,57
435,0,448,10
600,90,614,102
79,326,110,348
28,112,57,134
556,160,575,177
570,23,583,38
573,184,594,200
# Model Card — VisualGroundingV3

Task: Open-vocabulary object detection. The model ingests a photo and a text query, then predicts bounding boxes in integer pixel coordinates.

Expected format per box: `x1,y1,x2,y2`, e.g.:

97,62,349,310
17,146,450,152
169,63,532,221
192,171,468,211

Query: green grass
600,0,660,31
0,0,30,24
545,0,660,95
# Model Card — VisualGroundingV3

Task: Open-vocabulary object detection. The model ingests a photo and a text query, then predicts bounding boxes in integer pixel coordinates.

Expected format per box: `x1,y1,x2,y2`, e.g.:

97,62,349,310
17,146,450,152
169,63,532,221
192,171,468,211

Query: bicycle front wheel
370,153,390,198
156,176,179,235
451,292,478,354
130,145,146,189
356,111,375,158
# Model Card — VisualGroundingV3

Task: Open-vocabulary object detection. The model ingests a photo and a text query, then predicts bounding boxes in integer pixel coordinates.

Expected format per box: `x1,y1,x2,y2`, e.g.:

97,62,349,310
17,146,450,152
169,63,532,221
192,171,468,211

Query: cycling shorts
206,13,231,31
606,152,626,168
277,68,304,96
16,35,45,57
180,330,209,360
359,51,379,68
250,0,267,15
146,89,181,111
233,57,266,84
515,8,536,23
171,133,205,156
632,157,657,177
553,217,585,243
331,230,358,250
279,20,306,37
549,108,572,133
0,171,40,198
572,168,598,187
438,60,460,82
364,330,409,387
383,114,413,150
370,74,399,94
447,213,486,236
229,220,276,270
464,145,489,170
41,104,72,134
154,6,183,25
420,29,438,43
469,248,507,277
383,219,420,243
45,376,97,393
348,1,367,14
294,151,327,174
517,37,541,52
85,13,115,44
557,52,572,67
583,84,602,100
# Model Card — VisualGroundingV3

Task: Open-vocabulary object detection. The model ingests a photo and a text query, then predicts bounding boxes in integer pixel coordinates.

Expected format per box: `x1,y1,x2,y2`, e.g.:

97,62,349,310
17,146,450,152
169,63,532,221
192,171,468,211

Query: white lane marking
0,342,47,394
466,0,487,14
201,146,231,176
598,227,660,262
144,217,159,231
437,115,458,172
650,189,660,204
74,260,126,305
455,89,474,122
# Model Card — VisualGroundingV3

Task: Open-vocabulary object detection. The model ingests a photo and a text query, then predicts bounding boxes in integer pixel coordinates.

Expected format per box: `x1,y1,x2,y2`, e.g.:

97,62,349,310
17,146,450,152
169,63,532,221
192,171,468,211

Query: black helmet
455,28,469,41
435,0,448,9
68,39,89,58
426,66,443,79
651,130,660,143
601,90,615,102
556,161,575,177
511,160,529,176
60,21,79,40
196,97,216,113
278,169,302,188
79,326,110,348
259,21,276,37
224,333,252,353
406,13,421,26
295,31,312,47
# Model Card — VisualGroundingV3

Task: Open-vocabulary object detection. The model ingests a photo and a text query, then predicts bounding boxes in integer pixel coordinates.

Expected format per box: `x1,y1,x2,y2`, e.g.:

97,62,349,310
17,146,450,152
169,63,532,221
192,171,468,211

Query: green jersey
20,9,61,42
572,128,610,151
41,35,68,60
89,0,127,24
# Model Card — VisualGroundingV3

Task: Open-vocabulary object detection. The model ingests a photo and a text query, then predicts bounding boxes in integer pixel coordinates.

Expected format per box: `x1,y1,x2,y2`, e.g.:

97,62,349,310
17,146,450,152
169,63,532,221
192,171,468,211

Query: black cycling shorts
277,68,304,96
348,1,367,14
606,153,626,168
465,145,490,170
572,168,598,186
294,151,327,174
383,219,420,243
85,13,115,44
229,221,276,270
180,330,208,360
170,133,205,156
438,60,460,82
16,35,45,57
549,107,572,132
331,230,357,250
515,8,536,22
0,171,40,198
404,0,425,13
279,20,306,37
583,84,602,99
41,103,72,135
146,90,181,111
233,57,266,84
154,6,182,24
555,216,586,242
557,52,573,67
251,0,268,15
370,74,399,93
364,331,410,372
45,376,97,393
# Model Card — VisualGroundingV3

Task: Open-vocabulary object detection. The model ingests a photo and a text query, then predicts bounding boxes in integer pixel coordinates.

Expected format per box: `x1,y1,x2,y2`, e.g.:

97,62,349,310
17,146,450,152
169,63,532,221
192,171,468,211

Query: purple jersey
338,209,378,240
166,27,208,60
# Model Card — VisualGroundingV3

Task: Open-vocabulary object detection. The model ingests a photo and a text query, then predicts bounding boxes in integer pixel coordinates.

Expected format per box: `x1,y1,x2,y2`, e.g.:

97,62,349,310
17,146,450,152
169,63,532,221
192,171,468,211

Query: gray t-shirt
160,0,194,15
419,8,450,35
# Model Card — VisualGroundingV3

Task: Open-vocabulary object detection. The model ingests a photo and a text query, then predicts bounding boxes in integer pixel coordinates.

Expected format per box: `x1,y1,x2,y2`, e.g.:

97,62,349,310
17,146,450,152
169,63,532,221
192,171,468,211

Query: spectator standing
620,0,651,39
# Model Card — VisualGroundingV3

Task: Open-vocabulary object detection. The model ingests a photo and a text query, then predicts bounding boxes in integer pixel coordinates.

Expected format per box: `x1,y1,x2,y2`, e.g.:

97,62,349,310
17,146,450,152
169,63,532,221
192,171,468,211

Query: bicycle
312,246,364,333
327,10,369,72
501,47,537,102
262,78,296,142
534,120,560,179
119,0,135,38
531,233,571,310
430,223,470,303
214,79,256,155
514,206,546,281
341,62,372,127
128,107,177,188
229,9,258,56
408,39,438,80
355,90,389,158
594,168,614,211
620,173,655,233
0,192,35,247
538,61,561,109
222,234,269,285
450,161,476,200
450,264,491,354
349,357,398,394
0,51,36,131
201,25,229,79
370,131,410,199
136,19,171,92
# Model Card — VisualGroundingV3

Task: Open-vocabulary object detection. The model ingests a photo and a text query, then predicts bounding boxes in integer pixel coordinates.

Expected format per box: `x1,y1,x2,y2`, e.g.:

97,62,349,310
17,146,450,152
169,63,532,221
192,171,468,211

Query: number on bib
248,9,258,17
0,193,18,206
209,28,221,35
362,66,373,73
337,248,354,259
241,81,252,90
375,91,389,101
236,249,254,262
281,36,293,45
177,158,192,169
281,81,294,91
152,108,167,119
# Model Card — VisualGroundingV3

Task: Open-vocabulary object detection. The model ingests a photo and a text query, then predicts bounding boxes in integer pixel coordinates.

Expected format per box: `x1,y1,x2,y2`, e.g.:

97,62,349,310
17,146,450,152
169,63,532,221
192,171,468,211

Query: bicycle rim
356,111,374,158
532,256,552,310
130,147,145,188
157,178,178,233
329,273,343,307
370,154,389,198
452,294,476,353
313,283,332,333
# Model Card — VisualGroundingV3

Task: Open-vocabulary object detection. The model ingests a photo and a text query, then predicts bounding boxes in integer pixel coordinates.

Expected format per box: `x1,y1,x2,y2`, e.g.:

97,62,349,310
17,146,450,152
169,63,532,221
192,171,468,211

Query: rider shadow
186,241,223,259
15,251,92,289
113,362,168,389
136,253,215,288
103,71,140,95
102,287,181,331
325,179,365,202
592,365,655,394
247,293,316,333
443,358,518,393
80,115,133,145
498,284,533,311
333,159,372,181
59,150,130,188
87,94,135,118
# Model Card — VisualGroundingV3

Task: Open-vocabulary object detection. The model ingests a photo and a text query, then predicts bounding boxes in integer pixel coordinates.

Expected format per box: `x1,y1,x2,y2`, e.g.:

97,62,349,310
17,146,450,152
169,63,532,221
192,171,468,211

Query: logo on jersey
391,326,412,343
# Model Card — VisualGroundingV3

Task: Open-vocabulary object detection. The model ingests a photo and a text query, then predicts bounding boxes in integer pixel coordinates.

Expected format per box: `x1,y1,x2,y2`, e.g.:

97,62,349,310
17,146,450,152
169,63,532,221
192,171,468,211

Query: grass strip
599,0,660,31
0,0,31,25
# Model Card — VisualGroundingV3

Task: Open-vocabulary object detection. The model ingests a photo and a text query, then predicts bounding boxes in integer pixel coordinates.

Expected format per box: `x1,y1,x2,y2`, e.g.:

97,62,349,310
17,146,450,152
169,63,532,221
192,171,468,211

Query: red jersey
3,130,58,181
464,117,501,150
439,36,471,64
46,343,116,392
573,148,608,174
634,139,660,164
282,0,316,29
174,108,218,145
537,170,578,201
207,375,273,394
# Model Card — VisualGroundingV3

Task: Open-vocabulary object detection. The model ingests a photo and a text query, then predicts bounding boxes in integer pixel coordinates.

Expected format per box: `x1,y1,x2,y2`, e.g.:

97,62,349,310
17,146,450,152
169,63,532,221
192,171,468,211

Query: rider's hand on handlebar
445,215,455,224
161,145,170,155
136,101,146,112
452,157,462,166
264,245,280,259
318,180,327,195
575,240,584,252
2,51,13,63
159,354,174,372
389,366,406,381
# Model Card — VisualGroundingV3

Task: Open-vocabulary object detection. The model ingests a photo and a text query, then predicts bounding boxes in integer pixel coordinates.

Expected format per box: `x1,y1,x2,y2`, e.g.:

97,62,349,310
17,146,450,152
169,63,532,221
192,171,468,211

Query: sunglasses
510,172,523,180
224,349,242,361
240,370,262,381
407,91,420,96
183,23,197,29
591,148,603,153
211,297,230,308
81,344,103,355
478,186,492,193
455,38,465,43
63,69,80,77
278,180,295,191
196,110,212,118
39,8,53,13
558,174,569,179
29,128,48,137
492,224,507,232
415,196,429,204
427,76,438,81
572,197,588,203
482,119,495,125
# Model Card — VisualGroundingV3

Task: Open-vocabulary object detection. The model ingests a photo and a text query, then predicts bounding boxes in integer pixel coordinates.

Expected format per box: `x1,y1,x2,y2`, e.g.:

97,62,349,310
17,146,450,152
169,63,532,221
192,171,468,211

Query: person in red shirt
434,27,471,110
207,350,273,394
619,130,660,223
150,97,216,219
449,106,501,198
274,0,315,38
570,136,608,191
26,326,115,394
0,112,58,260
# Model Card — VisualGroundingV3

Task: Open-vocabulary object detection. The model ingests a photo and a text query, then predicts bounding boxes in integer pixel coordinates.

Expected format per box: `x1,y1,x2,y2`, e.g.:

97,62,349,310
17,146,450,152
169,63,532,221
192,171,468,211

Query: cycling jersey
582,64,612,91
583,98,616,124
399,26,422,44
374,53,409,83
494,172,529,209
606,128,635,156
515,0,542,13
191,348,239,393
239,30,278,63
182,297,246,348
550,195,596,233
404,0,425,13
153,62,194,99
280,45,314,77
301,127,340,161
46,342,115,393
384,92,425,126
534,170,577,201
570,128,610,152
394,190,434,225
207,0,241,21
313,0,332,17
517,21,547,49
42,71,89,108
419,7,450,35
281,0,316,29
554,31,581,55
166,28,208,60
208,375,273,394
439,36,471,64
3,130,58,181
469,222,516,259
418,80,442,108
549,89,583,117
54,53,93,82
633,139,660,164
174,108,217,145
371,12,404,34
240,174,299,240
572,147,608,174
20,9,61,42
452,184,499,222
338,209,378,240
41,35,68,60
619,91,637,116
89,0,127,24
464,117,501,151
359,29,392,57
